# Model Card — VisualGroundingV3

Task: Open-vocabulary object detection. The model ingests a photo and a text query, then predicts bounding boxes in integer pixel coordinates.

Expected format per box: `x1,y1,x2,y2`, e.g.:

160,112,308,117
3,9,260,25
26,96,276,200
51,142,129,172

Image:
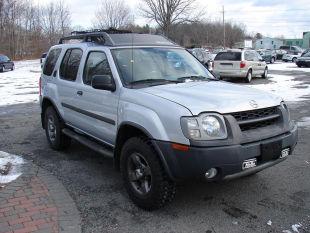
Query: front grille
231,107,280,131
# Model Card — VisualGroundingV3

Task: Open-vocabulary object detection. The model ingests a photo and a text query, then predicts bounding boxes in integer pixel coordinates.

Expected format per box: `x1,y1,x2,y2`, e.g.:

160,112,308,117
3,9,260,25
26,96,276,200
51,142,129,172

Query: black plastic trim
61,103,115,125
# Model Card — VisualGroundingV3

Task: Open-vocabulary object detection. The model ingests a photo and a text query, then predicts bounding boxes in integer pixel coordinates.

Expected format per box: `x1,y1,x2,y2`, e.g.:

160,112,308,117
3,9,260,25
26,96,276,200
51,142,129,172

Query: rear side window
83,51,112,85
43,48,62,76
60,49,83,81
214,52,241,61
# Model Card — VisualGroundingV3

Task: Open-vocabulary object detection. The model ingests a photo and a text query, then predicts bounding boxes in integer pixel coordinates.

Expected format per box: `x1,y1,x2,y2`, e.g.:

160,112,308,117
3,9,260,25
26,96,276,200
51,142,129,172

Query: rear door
56,48,84,126
254,51,266,74
214,52,241,71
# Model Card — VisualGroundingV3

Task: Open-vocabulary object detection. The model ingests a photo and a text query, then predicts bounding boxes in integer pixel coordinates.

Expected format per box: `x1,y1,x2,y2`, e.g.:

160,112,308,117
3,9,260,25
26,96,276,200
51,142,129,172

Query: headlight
181,113,227,140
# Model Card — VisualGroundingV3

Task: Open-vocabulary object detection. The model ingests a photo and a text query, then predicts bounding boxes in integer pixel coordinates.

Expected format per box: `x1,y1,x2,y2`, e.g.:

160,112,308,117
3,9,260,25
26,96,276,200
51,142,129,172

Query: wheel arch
114,122,174,180
41,97,63,129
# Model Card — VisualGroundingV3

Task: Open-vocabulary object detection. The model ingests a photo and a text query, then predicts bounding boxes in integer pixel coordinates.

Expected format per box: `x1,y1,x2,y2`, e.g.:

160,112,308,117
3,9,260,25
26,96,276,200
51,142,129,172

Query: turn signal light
172,143,189,151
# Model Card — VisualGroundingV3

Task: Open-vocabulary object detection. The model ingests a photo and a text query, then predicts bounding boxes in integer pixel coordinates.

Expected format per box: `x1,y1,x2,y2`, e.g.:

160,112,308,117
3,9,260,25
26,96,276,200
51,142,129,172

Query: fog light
205,168,218,179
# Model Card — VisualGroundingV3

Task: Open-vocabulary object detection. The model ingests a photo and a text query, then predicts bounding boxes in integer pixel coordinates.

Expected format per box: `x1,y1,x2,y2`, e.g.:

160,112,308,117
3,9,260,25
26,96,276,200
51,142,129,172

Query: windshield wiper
177,75,217,82
129,79,182,86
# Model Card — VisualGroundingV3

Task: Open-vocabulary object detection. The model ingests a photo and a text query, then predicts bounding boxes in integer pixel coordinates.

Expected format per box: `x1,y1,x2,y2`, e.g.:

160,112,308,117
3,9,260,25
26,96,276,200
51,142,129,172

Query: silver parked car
213,49,268,83
40,30,297,210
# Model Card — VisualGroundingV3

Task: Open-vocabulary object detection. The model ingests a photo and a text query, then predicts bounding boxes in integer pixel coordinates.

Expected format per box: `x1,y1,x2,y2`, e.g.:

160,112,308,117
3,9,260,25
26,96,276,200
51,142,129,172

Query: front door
73,49,119,146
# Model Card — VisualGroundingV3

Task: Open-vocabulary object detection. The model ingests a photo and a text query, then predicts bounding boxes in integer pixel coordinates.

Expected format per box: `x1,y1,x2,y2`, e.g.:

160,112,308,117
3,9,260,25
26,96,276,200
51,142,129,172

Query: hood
141,81,282,115
298,56,310,61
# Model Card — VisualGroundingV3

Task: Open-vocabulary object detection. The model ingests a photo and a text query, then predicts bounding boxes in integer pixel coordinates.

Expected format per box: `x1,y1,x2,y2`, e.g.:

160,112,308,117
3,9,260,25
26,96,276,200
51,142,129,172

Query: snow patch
292,223,302,233
0,151,25,184
249,74,310,102
269,62,310,73
0,60,41,106
282,230,292,233
267,220,272,226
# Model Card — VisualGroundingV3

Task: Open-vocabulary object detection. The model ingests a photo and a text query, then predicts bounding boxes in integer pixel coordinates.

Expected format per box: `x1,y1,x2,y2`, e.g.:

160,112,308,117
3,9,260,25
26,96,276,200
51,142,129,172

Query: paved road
0,69,309,233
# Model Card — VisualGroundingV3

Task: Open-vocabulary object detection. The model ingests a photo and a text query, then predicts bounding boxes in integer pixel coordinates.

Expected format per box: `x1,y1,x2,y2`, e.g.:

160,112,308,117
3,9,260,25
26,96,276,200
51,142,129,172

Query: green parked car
257,50,276,64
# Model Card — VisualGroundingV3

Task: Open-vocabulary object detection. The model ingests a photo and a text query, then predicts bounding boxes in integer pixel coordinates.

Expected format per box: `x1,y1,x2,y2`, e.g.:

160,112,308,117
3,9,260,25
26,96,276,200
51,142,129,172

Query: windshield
111,48,215,87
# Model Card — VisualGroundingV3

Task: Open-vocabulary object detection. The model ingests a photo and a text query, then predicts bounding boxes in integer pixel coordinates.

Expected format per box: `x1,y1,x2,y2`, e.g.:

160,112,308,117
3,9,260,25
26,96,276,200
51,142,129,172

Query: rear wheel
44,106,71,150
120,137,176,210
245,70,252,83
262,67,268,79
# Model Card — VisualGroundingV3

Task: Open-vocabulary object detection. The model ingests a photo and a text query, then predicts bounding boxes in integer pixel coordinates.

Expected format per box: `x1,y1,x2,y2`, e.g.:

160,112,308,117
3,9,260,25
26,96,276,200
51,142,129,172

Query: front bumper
154,124,298,181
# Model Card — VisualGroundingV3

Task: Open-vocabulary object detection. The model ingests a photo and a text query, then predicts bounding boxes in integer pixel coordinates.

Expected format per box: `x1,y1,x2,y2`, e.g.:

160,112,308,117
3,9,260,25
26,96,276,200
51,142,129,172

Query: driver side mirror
91,75,116,92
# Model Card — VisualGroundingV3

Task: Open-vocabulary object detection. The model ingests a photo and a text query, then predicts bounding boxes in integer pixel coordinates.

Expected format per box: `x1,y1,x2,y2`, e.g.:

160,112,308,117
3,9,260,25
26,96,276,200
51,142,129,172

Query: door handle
77,91,83,96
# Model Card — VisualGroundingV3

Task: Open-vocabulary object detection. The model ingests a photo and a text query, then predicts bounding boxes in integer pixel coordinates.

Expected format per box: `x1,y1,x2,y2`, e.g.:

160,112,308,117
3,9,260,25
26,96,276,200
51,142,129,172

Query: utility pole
222,5,225,49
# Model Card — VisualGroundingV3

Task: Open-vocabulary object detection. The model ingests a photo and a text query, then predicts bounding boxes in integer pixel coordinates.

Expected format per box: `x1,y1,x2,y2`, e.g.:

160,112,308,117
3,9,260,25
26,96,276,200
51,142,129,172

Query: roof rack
58,28,180,47
58,28,132,45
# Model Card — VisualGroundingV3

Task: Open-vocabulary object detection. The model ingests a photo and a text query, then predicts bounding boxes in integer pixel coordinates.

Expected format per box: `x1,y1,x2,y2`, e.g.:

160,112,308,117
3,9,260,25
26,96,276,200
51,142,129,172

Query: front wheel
292,57,297,63
262,67,268,79
271,57,275,64
11,65,14,71
0,66,3,72
44,106,71,150
120,137,176,210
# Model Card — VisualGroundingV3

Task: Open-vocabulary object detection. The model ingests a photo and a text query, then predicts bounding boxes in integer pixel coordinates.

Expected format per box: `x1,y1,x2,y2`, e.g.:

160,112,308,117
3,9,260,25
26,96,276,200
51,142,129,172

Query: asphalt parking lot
0,62,310,233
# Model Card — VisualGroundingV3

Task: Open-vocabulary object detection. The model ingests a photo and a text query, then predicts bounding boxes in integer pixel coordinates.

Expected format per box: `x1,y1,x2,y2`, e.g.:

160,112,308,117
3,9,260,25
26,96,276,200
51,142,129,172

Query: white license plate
242,158,257,170
280,148,290,159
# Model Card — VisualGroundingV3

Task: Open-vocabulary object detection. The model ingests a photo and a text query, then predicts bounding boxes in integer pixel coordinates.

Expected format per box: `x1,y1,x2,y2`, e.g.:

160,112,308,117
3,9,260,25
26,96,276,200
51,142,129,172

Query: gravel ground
0,66,309,233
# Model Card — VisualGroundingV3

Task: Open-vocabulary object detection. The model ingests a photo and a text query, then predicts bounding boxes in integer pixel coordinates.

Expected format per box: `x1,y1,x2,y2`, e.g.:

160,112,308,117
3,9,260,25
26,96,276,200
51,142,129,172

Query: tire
262,67,268,79
245,70,252,83
292,57,297,63
297,64,302,68
271,57,275,64
44,106,71,150
11,65,14,71
120,137,176,210
0,66,3,72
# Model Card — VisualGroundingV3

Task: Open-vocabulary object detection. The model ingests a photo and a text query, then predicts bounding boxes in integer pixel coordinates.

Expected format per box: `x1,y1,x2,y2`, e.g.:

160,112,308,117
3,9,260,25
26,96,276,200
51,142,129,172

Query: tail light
39,76,42,96
240,61,246,68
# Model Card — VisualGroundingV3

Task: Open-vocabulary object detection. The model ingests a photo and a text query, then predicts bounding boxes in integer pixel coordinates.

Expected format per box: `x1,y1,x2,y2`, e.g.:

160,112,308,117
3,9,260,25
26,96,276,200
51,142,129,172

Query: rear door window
214,52,241,61
43,48,62,76
60,48,83,81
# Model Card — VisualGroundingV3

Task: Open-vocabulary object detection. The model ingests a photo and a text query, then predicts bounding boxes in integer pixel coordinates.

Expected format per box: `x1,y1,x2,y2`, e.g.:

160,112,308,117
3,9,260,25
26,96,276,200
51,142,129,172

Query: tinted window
43,49,62,76
60,49,83,81
280,46,289,50
302,52,310,57
83,51,112,85
214,52,241,61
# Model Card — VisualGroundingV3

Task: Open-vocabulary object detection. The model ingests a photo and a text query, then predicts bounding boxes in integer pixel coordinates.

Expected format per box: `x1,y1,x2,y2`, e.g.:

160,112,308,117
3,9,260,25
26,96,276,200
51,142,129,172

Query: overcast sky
33,0,310,38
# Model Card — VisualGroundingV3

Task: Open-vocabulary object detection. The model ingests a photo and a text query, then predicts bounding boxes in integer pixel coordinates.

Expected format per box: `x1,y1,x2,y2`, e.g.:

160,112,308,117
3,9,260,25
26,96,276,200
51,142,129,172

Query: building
283,32,310,49
303,32,310,48
233,40,253,49
284,39,304,47
255,37,284,50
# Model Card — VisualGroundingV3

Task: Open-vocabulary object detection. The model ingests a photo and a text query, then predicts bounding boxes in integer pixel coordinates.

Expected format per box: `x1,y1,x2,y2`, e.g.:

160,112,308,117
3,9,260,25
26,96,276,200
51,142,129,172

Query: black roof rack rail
58,28,132,45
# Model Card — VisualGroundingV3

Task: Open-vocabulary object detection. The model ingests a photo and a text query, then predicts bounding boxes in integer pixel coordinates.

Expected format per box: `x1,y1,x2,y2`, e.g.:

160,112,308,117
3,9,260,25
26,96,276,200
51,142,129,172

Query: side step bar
62,128,114,158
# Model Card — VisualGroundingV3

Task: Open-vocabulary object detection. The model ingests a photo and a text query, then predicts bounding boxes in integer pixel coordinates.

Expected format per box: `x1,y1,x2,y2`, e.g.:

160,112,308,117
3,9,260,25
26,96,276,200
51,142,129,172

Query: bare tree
139,0,203,36
41,0,71,46
93,0,133,29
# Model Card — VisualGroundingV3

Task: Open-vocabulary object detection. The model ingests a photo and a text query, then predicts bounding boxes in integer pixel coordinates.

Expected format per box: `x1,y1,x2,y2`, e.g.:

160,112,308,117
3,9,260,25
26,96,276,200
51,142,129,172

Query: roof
59,29,180,47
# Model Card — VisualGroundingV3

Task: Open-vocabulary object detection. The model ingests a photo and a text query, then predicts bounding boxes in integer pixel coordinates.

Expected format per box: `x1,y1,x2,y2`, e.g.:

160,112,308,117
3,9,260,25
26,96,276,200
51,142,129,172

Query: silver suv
213,49,268,83
40,30,298,210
